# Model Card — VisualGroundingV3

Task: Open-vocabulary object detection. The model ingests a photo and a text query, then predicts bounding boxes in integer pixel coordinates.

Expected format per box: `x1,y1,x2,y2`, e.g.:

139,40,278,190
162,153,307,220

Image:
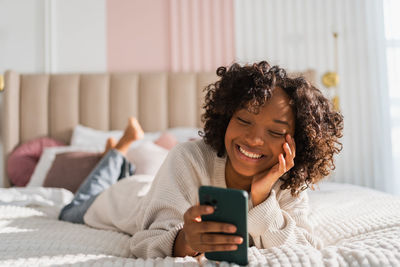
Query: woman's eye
269,131,286,137
237,117,250,125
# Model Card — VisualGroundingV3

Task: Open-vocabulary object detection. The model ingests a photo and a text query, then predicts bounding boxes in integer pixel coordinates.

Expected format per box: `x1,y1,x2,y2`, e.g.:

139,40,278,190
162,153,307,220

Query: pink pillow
6,137,65,186
154,132,178,150
43,152,102,193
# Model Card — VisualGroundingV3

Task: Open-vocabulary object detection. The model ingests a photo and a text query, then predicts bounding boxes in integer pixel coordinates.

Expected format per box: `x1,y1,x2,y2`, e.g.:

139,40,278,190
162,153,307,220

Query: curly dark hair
201,61,344,196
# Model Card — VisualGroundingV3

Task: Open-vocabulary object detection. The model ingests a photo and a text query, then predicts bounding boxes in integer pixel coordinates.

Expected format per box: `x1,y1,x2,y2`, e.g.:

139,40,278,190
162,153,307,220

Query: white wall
0,0,107,185
0,0,46,184
0,1,45,74
49,0,106,73
0,0,106,74
234,0,335,87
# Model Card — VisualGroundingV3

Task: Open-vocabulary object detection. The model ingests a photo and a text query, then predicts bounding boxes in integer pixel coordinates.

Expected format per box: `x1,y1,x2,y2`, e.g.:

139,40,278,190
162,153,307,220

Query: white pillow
166,127,202,143
70,124,161,150
27,146,102,187
70,125,124,150
126,141,169,176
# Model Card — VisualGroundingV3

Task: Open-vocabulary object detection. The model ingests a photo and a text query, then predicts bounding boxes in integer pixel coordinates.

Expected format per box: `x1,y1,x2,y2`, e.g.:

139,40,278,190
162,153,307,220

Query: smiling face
224,87,295,188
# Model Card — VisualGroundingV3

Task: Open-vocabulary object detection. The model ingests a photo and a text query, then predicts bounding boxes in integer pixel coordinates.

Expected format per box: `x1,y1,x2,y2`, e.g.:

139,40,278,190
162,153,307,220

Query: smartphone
198,186,248,266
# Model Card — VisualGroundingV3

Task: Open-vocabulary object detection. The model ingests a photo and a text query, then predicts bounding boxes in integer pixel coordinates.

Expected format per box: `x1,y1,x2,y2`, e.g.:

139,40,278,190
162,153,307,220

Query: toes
108,137,117,147
128,117,136,126
105,137,115,148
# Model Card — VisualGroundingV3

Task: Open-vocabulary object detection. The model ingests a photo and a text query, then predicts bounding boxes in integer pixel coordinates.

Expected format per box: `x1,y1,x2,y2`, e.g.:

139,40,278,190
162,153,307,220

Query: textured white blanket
0,183,399,266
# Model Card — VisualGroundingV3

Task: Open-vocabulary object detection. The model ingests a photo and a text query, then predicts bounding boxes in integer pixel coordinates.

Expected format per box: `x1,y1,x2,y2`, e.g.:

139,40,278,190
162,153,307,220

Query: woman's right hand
180,204,243,255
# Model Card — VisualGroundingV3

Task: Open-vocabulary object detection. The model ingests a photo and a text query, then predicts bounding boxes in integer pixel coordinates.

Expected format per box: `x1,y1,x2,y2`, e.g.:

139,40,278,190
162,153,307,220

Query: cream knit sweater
84,140,322,258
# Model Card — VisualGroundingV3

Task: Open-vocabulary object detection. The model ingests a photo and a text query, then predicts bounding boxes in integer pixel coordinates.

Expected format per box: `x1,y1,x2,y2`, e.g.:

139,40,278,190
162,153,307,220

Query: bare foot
102,137,117,157
115,117,144,155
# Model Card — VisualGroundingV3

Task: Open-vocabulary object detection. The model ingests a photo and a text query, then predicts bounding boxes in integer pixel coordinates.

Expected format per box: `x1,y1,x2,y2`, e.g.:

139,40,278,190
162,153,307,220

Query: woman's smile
235,144,265,161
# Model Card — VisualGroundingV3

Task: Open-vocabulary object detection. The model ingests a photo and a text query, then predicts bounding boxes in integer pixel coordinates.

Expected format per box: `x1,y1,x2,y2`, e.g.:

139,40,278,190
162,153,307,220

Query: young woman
59,61,343,258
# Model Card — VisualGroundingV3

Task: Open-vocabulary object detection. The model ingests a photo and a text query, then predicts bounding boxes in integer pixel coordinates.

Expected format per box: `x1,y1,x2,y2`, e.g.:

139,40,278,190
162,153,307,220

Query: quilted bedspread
0,183,399,266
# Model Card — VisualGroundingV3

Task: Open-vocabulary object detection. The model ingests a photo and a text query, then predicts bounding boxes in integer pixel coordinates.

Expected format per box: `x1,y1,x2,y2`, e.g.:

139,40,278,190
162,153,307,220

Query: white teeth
238,146,263,159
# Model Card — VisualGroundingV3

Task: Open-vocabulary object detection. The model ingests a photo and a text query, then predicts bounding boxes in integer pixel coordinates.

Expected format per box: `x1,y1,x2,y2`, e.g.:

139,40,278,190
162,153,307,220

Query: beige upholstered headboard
1,71,219,187
1,69,315,188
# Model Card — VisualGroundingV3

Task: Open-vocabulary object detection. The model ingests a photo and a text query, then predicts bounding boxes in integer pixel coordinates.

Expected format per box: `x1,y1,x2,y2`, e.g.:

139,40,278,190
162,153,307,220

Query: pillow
43,152,102,193
166,127,202,143
29,131,175,188
70,125,202,150
126,141,169,176
6,137,65,186
154,132,178,150
70,125,123,150
70,124,161,150
28,146,102,187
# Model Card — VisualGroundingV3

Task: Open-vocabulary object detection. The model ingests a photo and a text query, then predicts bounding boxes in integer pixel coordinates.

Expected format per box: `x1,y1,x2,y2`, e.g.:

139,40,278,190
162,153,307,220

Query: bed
1,70,400,266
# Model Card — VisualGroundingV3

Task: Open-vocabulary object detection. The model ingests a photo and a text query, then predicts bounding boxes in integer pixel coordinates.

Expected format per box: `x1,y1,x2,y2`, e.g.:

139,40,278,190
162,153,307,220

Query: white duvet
0,182,399,266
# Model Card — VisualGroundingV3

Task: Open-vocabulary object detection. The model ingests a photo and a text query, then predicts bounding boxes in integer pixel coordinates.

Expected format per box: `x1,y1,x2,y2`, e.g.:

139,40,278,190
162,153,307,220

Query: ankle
114,138,132,155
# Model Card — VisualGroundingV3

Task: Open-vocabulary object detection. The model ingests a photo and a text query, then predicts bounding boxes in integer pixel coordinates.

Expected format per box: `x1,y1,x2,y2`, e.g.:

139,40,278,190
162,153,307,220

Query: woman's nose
245,129,264,146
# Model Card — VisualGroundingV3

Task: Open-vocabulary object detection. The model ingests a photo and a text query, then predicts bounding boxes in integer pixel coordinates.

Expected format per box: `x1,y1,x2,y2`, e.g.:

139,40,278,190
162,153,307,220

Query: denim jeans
58,149,134,224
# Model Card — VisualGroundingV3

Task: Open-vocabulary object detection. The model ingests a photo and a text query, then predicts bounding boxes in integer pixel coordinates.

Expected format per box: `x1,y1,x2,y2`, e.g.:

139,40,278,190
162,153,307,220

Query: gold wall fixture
322,71,339,88
0,75,4,92
321,32,340,111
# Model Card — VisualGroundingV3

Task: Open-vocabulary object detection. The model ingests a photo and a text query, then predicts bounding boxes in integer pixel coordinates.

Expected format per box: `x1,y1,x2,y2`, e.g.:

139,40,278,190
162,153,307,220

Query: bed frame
1,69,315,188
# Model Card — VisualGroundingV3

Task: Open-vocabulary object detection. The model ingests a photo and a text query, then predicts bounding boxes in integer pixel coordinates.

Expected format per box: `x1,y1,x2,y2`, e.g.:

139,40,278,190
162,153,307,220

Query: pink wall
169,0,235,72
107,0,234,72
107,0,170,72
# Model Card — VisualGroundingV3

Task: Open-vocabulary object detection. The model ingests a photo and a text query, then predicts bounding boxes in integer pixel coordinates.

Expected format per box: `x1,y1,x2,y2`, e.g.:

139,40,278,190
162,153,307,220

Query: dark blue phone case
199,186,248,266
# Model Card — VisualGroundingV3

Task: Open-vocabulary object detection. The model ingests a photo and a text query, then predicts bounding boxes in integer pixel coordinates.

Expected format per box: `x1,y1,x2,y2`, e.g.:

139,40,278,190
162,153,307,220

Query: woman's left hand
251,134,296,206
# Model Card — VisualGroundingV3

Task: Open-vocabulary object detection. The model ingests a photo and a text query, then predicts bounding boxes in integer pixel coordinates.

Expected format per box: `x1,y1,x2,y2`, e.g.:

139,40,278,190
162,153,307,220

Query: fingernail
229,226,237,232
235,237,243,244
206,207,213,213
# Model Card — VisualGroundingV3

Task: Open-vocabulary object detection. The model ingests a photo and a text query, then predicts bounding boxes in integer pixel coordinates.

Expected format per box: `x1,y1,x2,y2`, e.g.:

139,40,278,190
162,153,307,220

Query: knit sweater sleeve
129,143,200,258
248,183,323,249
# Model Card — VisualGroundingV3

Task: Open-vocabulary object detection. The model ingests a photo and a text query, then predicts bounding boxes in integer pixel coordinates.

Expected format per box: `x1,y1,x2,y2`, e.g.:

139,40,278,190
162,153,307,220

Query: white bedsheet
0,183,399,266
